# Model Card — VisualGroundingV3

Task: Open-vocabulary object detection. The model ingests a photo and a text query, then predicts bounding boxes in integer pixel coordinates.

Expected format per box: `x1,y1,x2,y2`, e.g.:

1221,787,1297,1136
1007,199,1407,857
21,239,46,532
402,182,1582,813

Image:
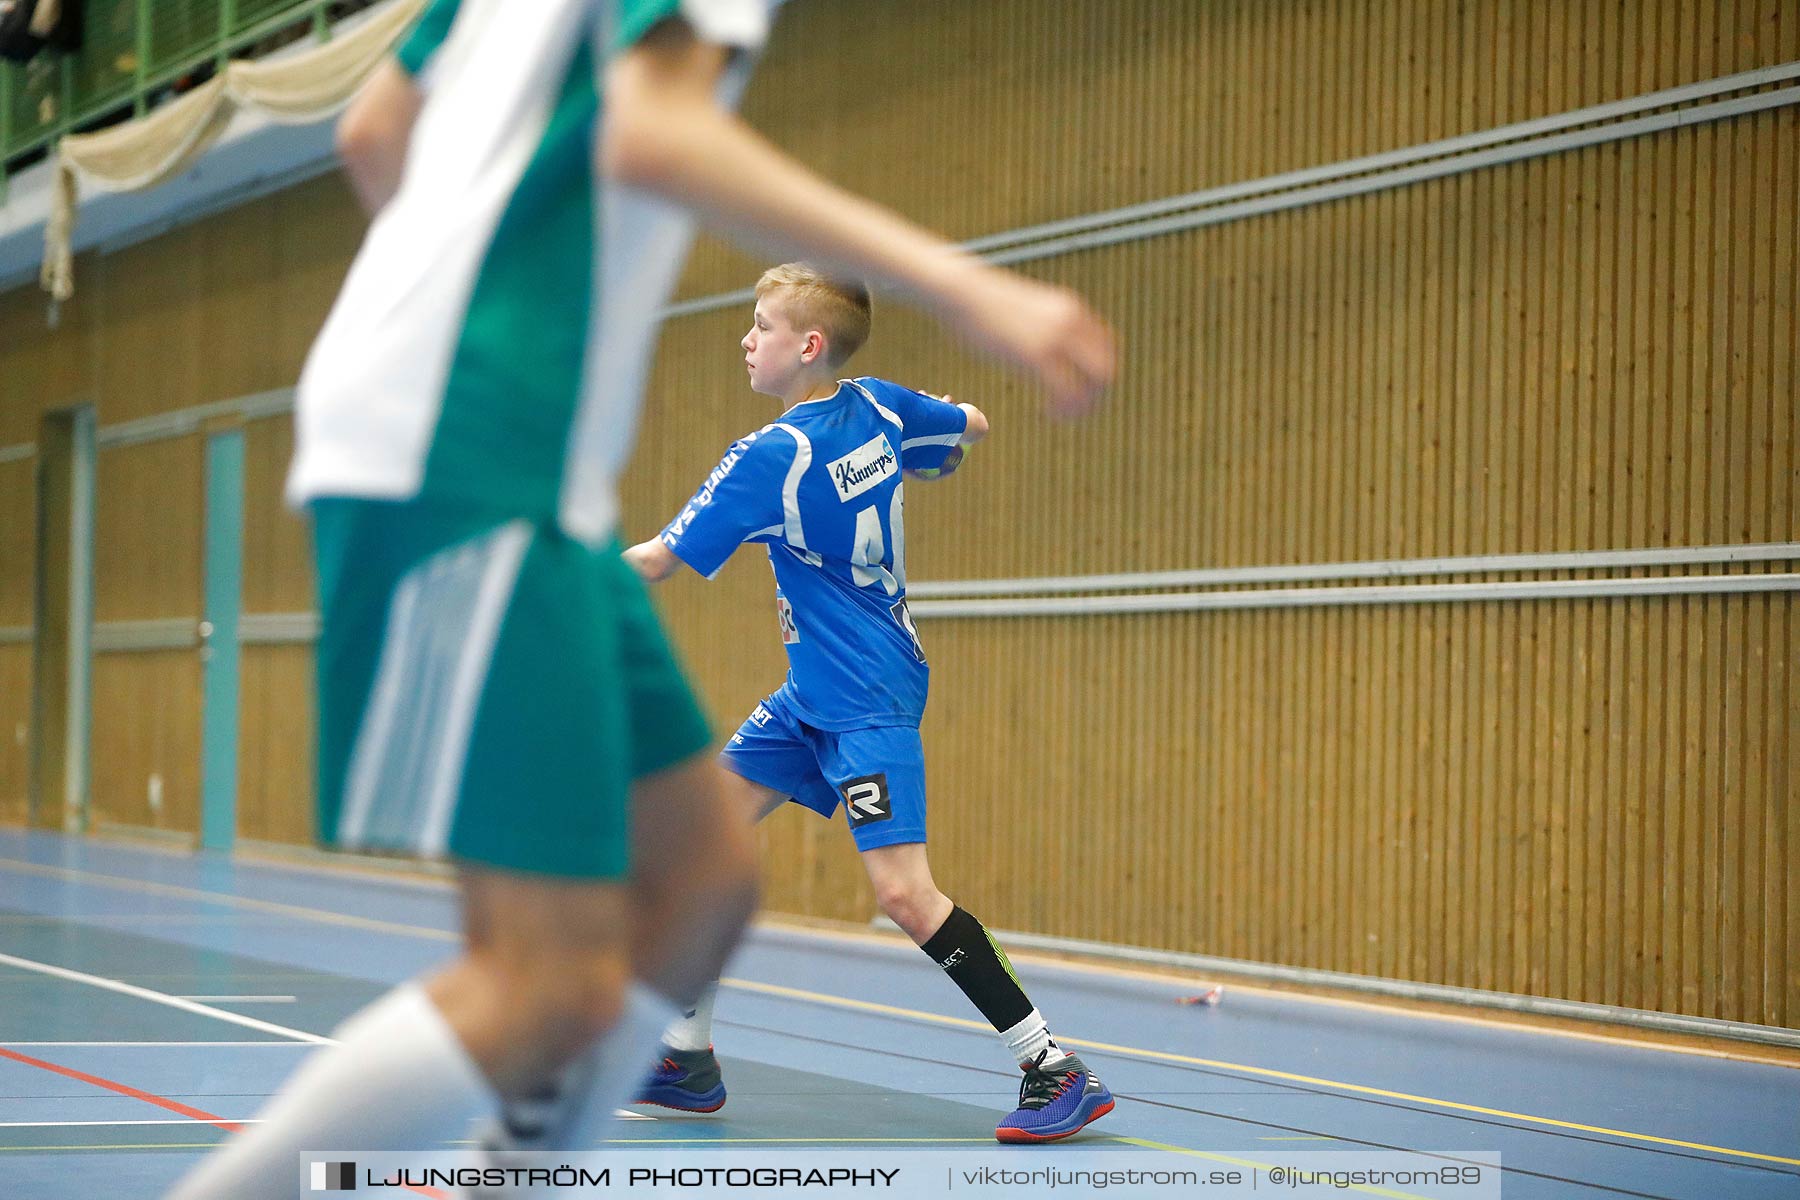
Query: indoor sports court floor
0,828,1794,1199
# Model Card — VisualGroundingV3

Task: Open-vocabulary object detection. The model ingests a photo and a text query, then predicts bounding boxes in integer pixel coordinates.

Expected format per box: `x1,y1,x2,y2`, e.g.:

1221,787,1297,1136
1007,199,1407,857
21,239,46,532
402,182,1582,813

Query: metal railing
0,0,346,186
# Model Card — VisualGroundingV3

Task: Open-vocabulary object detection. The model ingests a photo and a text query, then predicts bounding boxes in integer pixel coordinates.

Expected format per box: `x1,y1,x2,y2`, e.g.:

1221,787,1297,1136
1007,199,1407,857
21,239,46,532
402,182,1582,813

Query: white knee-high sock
167,983,496,1200
999,1008,1069,1068
499,984,680,1150
660,981,719,1052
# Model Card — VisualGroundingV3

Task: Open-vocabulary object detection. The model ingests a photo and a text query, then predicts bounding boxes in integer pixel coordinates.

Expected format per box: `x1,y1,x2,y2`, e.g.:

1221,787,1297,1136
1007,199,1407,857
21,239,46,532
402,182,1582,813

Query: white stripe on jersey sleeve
772,423,823,567
847,379,961,449
901,432,963,449
846,380,903,430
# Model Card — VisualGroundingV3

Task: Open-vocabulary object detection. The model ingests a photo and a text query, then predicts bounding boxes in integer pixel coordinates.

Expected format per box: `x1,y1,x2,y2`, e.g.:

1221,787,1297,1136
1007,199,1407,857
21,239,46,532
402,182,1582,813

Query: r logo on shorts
718,687,927,851
840,773,892,828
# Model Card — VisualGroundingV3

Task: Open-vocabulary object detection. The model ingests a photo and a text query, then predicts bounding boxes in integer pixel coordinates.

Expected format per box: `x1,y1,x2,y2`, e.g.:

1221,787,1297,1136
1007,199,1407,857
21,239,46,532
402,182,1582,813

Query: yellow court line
5,855,1796,1171
765,919,1800,1071
604,1144,1000,1151
722,978,1800,1168
14,851,1796,1069
1115,1136,1433,1200
723,977,996,1033
0,858,458,942
22,845,1800,1071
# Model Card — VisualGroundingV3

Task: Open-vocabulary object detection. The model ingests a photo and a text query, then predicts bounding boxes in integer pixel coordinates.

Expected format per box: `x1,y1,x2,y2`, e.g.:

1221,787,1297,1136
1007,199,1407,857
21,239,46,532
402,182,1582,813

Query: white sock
661,982,719,1052
167,983,495,1200
999,1008,1068,1068
500,984,680,1150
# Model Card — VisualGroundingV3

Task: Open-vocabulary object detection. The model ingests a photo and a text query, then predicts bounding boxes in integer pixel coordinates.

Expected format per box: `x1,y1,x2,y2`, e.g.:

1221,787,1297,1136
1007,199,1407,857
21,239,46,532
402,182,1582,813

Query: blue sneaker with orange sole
635,1045,727,1113
994,1050,1114,1142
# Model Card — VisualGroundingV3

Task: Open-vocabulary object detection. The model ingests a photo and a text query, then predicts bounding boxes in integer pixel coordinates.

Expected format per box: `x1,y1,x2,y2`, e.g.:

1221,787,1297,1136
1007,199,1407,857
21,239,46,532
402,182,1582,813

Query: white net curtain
41,0,426,300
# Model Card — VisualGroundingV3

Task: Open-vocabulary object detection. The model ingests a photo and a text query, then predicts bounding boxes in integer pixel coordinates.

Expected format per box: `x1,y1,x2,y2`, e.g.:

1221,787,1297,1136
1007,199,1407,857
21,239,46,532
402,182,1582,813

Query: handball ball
913,444,966,480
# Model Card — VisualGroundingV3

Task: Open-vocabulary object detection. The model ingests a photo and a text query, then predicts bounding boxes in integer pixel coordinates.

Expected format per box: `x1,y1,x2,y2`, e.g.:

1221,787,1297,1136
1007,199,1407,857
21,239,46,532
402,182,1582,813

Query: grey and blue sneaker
994,1050,1114,1142
634,1044,727,1113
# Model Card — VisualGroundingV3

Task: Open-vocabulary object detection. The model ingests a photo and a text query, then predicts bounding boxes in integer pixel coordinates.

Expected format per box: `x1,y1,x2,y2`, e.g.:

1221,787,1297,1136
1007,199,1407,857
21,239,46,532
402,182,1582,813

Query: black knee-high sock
919,904,1035,1032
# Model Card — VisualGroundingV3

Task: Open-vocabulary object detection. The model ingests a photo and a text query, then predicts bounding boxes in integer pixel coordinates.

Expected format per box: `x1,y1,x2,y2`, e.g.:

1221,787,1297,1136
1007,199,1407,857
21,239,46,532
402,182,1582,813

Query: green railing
0,0,340,183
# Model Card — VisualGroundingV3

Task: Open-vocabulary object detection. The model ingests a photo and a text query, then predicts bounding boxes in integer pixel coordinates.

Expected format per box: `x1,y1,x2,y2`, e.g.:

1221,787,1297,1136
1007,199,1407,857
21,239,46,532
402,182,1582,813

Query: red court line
0,1046,444,1197
0,1045,242,1132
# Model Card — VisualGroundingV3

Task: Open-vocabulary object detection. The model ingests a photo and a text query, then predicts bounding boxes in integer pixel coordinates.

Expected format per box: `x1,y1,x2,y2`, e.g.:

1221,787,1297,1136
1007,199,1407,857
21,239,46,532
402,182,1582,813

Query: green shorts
310,499,713,879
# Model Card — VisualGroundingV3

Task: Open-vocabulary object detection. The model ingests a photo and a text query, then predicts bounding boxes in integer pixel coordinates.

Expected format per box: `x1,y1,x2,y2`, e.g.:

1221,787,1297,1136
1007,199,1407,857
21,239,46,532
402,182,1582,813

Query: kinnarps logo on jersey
826,434,898,502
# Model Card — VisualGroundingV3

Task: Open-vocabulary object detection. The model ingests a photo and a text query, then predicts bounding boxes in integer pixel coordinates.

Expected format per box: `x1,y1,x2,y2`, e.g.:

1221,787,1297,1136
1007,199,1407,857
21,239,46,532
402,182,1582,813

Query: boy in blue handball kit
172,0,1118,1191
624,263,1115,1143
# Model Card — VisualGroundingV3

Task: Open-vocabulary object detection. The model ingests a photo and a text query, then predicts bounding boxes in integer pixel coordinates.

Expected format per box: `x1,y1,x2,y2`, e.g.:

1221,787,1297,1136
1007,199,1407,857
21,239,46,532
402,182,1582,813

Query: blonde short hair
755,262,872,366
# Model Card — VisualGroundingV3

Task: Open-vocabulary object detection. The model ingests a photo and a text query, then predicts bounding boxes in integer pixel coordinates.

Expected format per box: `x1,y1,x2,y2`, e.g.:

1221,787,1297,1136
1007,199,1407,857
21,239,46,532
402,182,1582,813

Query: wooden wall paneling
1700,117,1733,1014
90,436,202,835
94,439,202,622
1645,77,1680,1012
1382,600,1409,983
1775,86,1800,1032
1720,107,1759,1021
29,421,72,832
93,227,207,425
633,98,1799,1024
197,201,284,402
1724,591,1751,1019
1676,588,1705,1020
1574,11,1607,993
0,0,1789,1024
678,0,1795,304
1601,109,1634,1010
0,456,33,623
1699,597,1728,1021
237,645,313,847
0,452,33,825
0,646,29,822
1621,121,1655,1015
0,280,100,446
1310,600,1339,978
242,415,312,614
89,650,200,834
270,173,367,383
1763,107,1796,539
1780,598,1796,1028
1624,602,1659,1022
1597,588,1627,1010
1419,591,1447,986
1573,5,1612,1000
1523,133,1553,998
234,413,313,845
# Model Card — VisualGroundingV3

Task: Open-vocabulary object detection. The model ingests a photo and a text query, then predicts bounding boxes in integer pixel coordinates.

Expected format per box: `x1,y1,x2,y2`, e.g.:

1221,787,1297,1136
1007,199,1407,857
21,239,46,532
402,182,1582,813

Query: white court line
0,857,459,942
0,914,260,924
0,1042,310,1048
5,852,1782,1067
0,953,331,1045
0,1119,265,1128
176,996,297,1003
0,1114,657,1126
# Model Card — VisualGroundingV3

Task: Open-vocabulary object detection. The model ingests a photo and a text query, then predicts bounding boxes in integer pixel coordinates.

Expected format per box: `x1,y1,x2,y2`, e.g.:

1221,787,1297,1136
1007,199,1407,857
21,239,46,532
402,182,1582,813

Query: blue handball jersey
660,378,968,730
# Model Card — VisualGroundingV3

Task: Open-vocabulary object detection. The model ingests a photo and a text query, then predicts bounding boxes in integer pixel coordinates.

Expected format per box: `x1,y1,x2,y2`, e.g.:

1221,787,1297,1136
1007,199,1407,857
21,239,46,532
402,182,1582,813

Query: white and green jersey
287,0,775,545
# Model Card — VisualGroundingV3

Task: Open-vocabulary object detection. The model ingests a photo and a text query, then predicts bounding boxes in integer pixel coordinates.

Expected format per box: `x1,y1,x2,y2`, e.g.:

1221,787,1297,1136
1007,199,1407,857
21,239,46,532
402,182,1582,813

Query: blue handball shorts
719,685,926,851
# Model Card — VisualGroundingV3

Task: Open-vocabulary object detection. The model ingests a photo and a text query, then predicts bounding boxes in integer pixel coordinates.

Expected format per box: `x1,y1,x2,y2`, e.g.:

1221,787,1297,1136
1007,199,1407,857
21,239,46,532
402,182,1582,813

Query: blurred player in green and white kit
170,2,1112,1194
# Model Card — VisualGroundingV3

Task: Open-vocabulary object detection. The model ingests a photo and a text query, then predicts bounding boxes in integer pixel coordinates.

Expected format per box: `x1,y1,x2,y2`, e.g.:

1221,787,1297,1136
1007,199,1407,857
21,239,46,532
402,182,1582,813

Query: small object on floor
1177,985,1224,1007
